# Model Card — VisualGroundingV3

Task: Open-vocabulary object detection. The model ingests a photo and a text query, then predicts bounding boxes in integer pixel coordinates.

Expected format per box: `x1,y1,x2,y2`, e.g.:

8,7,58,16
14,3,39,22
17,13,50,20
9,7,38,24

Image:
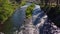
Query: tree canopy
0,0,16,23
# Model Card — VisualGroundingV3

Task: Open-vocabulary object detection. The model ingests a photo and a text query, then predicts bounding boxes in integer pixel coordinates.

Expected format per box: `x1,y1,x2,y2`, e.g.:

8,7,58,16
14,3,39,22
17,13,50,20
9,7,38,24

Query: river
2,3,60,34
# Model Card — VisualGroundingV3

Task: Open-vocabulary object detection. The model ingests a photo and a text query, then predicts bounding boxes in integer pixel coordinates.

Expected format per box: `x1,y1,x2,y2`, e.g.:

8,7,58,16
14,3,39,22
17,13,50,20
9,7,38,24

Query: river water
2,3,60,34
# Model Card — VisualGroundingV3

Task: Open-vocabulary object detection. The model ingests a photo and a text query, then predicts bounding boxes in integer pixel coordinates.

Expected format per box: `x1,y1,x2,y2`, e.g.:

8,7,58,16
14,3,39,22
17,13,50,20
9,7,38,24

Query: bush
19,0,26,7
26,3,35,18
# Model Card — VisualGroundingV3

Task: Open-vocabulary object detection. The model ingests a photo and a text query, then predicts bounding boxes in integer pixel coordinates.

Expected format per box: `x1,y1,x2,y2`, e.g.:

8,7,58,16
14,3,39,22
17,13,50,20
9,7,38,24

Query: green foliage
19,0,26,7
0,0,19,33
0,0,16,23
26,3,35,18
3,19,13,34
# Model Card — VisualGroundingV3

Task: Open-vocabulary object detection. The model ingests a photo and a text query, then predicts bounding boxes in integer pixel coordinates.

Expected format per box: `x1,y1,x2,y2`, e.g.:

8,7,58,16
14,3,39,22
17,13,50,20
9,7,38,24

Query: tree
0,0,15,23
0,0,20,33
45,0,49,6
56,0,58,6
